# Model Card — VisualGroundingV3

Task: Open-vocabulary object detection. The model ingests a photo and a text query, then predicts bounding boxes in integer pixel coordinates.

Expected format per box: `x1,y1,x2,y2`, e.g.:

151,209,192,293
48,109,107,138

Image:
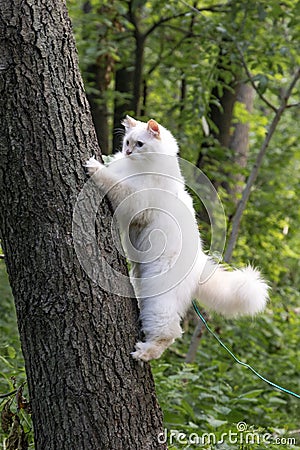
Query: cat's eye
126,140,129,146
136,141,144,148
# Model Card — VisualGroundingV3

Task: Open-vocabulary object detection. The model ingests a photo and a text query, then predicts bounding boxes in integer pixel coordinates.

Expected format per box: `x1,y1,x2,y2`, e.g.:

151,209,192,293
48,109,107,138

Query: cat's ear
147,119,160,139
122,115,137,129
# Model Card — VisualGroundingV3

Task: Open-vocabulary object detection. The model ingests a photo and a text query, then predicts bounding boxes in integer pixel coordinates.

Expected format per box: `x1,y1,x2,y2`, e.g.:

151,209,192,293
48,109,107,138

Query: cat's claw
85,156,104,176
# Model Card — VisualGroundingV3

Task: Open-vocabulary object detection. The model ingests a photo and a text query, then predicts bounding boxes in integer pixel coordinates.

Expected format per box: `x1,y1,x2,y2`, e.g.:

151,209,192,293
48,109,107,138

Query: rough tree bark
0,1,166,449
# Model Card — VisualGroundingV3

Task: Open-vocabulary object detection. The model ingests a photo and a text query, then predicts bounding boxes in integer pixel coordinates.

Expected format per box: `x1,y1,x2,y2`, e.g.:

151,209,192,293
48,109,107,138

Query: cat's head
121,116,178,158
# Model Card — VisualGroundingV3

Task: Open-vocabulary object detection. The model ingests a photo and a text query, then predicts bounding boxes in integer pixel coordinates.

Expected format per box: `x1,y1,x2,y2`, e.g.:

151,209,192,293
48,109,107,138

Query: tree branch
144,3,230,39
224,67,300,262
286,102,300,109
237,46,277,112
0,389,17,399
185,311,210,363
144,12,190,38
179,0,230,15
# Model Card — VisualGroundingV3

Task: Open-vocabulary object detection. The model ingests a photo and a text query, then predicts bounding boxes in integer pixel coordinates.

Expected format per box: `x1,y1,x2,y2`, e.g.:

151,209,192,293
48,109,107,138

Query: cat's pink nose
126,149,132,155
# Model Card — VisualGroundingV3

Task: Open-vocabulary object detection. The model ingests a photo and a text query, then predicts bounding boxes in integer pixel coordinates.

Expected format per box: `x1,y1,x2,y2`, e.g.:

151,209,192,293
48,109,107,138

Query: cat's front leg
85,156,120,194
85,156,136,213
85,156,104,177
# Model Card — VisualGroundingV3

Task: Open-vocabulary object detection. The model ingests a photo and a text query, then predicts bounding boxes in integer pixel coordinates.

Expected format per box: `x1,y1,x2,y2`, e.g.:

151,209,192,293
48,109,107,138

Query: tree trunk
82,0,111,153
128,0,145,117
228,82,254,202
132,33,145,116
86,62,111,154
83,1,120,154
224,67,300,262
0,2,166,449
190,61,252,363
209,82,237,148
113,67,134,151
196,64,238,193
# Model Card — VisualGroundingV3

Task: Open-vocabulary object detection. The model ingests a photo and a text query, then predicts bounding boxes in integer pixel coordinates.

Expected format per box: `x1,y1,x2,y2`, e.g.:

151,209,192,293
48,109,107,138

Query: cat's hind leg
131,338,175,361
131,294,182,361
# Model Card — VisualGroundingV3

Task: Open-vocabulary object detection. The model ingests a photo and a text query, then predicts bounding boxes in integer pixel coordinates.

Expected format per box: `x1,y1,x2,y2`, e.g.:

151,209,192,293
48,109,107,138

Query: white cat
85,116,269,361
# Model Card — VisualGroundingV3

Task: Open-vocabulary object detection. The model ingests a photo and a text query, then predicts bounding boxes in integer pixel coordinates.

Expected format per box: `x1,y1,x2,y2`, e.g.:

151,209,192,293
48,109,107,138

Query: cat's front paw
85,156,104,177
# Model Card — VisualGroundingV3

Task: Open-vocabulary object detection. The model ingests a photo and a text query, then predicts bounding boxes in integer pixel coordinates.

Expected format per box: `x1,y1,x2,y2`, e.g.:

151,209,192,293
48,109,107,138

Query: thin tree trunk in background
132,35,145,116
185,311,209,364
224,68,300,262
196,66,238,192
189,67,253,363
228,83,254,202
0,1,166,449
128,0,145,117
209,83,237,148
86,62,111,154
113,67,134,151
83,1,121,154
82,0,111,153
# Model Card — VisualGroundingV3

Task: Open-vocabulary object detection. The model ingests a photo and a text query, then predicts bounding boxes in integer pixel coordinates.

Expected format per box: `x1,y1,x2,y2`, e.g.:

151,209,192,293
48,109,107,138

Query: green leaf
7,346,16,359
239,389,265,398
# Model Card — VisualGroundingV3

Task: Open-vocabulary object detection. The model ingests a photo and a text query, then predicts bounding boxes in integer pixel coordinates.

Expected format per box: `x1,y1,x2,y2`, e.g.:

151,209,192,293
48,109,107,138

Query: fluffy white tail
196,261,269,317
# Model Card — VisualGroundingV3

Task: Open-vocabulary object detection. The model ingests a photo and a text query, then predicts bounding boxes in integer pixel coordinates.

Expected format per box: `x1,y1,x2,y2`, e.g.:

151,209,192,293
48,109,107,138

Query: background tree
0,1,165,448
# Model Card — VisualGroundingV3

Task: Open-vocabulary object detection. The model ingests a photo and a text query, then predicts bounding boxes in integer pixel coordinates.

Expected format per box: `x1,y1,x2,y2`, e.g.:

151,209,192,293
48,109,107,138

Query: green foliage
233,105,300,286
152,287,300,449
0,263,24,389
0,262,33,449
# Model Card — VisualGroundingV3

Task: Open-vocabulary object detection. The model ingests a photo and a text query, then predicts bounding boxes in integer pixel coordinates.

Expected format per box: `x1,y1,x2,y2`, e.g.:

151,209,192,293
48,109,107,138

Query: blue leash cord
192,300,300,400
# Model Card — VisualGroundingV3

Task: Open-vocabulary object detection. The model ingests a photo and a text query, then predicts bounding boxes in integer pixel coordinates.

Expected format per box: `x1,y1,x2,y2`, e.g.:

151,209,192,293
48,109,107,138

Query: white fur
86,116,269,361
